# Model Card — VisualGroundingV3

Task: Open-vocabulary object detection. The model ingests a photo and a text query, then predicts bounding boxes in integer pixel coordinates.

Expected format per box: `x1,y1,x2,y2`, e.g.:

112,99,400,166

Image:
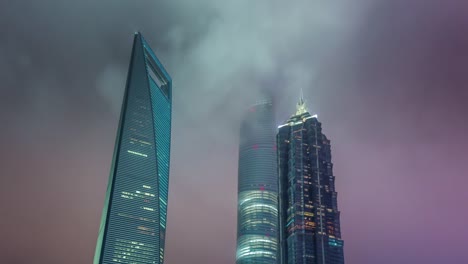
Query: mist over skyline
1,0,468,263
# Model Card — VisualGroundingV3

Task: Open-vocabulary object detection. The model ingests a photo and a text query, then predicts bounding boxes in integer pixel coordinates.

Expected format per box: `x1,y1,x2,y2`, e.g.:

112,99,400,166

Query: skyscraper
94,32,172,264
236,99,279,264
277,97,344,264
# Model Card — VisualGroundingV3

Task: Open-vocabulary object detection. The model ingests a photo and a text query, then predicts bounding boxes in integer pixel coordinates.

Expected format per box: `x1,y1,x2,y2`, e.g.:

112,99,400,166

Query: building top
278,90,318,129
135,31,172,83
295,95,308,116
294,88,310,116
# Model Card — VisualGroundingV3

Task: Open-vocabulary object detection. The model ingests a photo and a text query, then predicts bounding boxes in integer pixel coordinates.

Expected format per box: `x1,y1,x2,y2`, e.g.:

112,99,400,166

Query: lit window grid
237,101,279,264
277,114,344,264
95,33,172,264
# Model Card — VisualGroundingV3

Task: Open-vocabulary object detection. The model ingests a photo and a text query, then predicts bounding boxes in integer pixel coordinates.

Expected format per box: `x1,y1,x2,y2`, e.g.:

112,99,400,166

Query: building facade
94,32,172,264
236,99,279,264
277,97,344,264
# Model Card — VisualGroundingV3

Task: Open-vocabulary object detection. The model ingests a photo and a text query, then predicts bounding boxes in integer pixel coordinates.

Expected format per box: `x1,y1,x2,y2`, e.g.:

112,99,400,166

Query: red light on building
253,144,258,150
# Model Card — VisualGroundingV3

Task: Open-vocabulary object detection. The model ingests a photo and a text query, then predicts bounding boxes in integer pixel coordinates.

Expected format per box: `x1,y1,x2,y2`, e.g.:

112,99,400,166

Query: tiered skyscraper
236,99,279,264
277,97,344,264
94,32,172,264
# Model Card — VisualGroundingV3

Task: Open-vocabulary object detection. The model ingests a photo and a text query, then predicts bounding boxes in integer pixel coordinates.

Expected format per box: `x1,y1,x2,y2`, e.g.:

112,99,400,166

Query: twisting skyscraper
277,96,344,264
94,32,172,264
236,99,279,264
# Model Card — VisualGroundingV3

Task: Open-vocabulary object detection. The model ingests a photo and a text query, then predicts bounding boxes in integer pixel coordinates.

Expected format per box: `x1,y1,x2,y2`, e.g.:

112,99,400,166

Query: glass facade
94,32,172,264
237,100,279,264
277,99,344,264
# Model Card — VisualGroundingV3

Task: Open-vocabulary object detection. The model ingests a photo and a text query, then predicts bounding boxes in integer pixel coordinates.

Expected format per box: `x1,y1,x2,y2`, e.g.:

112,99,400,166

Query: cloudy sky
1,0,468,263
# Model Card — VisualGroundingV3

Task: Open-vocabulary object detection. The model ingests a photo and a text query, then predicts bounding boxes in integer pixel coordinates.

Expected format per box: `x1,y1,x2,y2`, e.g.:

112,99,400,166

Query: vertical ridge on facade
94,32,172,264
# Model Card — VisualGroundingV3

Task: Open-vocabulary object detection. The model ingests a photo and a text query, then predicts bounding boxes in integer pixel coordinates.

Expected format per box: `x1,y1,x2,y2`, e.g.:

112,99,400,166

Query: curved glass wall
236,100,278,264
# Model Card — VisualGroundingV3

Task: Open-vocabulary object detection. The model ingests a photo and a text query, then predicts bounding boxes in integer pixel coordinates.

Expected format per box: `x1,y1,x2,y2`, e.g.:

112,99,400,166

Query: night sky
1,0,468,263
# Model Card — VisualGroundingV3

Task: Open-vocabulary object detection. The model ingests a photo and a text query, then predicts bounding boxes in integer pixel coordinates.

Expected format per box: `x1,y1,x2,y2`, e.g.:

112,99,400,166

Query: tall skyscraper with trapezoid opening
277,96,344,264
94,32,172,264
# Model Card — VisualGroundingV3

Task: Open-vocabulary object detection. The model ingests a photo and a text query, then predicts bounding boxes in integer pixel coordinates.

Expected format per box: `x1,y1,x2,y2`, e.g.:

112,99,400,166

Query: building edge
92,33,137,264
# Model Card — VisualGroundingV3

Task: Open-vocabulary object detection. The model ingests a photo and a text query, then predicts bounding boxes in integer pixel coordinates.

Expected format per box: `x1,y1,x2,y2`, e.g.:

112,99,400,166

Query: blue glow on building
236,99,279,264
94,32,172,264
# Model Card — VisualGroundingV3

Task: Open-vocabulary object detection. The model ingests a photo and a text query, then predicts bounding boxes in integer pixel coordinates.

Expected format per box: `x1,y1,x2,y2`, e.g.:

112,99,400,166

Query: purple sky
1,0,468,263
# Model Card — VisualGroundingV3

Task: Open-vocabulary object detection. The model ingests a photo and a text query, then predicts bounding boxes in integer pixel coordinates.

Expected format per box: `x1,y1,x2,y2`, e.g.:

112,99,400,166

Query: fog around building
1,0,468,263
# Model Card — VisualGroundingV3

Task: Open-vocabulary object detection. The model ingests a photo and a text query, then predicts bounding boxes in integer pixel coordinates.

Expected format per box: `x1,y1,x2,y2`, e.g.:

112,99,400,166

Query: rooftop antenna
295,88,308,115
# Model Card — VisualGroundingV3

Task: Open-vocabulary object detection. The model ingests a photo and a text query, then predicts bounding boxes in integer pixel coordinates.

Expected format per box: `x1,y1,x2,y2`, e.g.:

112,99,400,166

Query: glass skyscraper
236,99,279,264
94,32,172,264
277,97,344,264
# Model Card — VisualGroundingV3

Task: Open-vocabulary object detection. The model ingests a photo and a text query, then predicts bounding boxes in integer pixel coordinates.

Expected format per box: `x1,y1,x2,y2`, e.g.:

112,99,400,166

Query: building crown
295,89,308,116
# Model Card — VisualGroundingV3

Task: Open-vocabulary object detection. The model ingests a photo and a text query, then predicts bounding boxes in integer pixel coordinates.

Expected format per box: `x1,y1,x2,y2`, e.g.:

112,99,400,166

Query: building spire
295,88,308,115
